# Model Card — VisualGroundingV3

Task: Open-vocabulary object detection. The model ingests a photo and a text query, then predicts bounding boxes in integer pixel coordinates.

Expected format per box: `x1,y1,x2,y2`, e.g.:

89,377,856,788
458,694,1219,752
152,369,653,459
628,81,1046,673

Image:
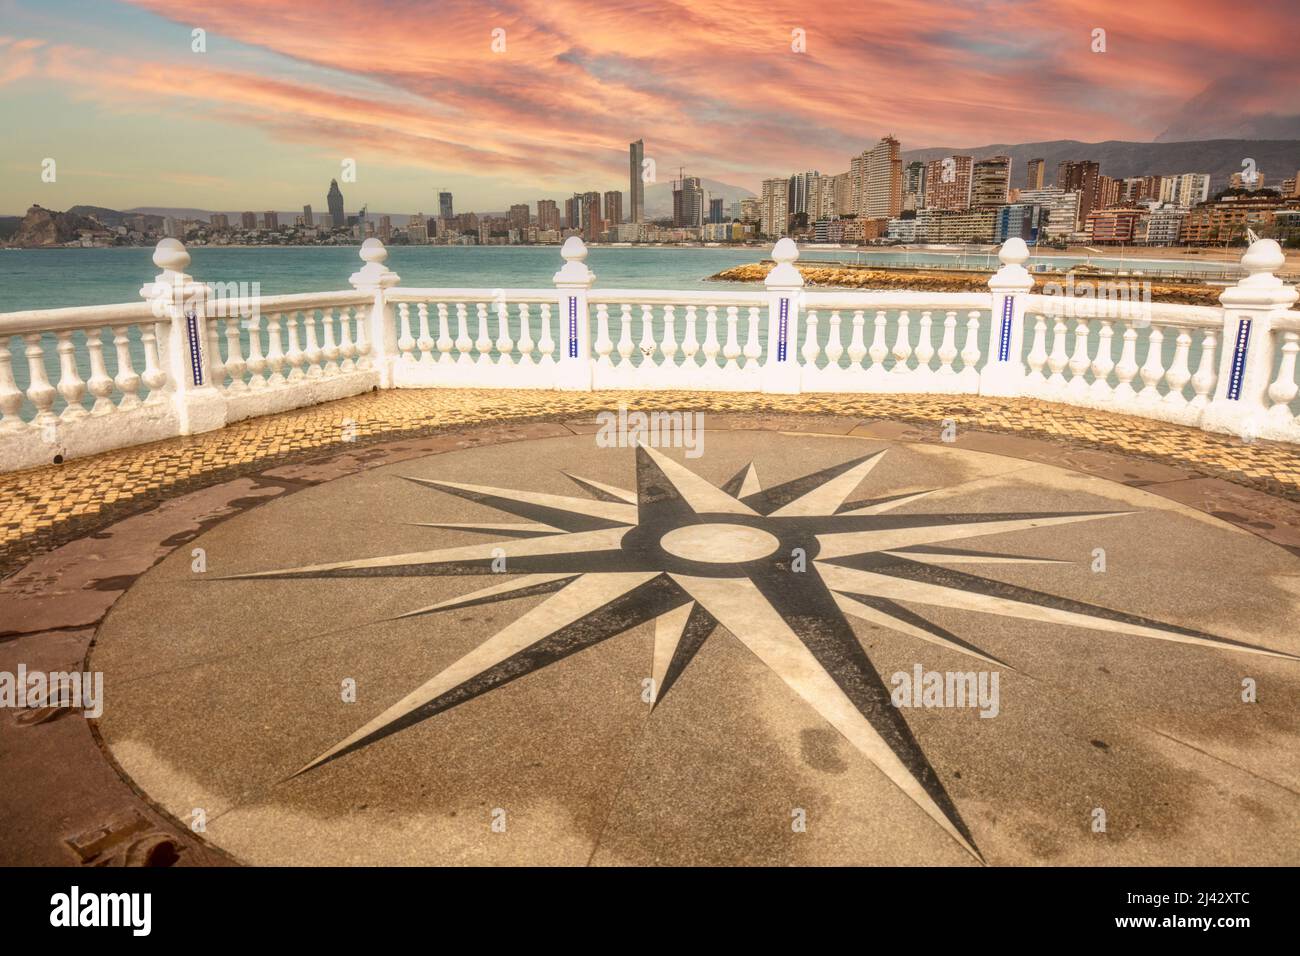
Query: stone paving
2,388,1298,579
1,391,1298,866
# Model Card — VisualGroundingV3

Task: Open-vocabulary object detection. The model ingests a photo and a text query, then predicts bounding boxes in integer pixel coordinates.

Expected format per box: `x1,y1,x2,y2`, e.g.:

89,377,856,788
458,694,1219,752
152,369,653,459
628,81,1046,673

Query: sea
0,244,1248,312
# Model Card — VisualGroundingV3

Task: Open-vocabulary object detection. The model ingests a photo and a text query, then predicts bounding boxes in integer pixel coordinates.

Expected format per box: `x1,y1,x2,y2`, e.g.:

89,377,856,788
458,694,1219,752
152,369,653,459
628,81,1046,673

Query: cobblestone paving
2,388,1298,577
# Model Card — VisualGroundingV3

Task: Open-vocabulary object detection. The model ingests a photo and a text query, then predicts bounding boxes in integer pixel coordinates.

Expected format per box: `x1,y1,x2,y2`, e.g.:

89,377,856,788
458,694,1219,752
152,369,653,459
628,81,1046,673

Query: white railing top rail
0,300,157,335
1274,310,1300,332
801,290,993,311
1022,293,1223,328
588,289,769,307
388,287,557,303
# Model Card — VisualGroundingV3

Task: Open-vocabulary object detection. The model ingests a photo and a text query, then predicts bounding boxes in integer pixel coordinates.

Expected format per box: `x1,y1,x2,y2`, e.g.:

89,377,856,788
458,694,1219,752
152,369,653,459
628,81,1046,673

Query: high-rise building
581,191,604,241
262,211,279,230
740,198,761,224
850,137,903,219
628,140,645,223
327,180,345,227
536,199,560,232
407,214,428,244
603,191,623,227
378,215,392,240
903,161,926,211
709,197,724,224
672,174,705,228
787,170,820,218
923,155,973,211
439,191,454,220
302,205,314,227
209,213,229,230
759,178,789,237
1019,187,1081,240
508,203,531,232
564,194,582,231
1157,173,1211,208
971,156,1010,208
241,211,257,230
1055,160,1101,228
1026,158,1045,191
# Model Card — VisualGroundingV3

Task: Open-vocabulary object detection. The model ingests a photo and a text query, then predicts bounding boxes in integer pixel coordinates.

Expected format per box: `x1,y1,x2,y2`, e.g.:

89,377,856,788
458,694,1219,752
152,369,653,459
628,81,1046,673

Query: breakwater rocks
709,262,1223,306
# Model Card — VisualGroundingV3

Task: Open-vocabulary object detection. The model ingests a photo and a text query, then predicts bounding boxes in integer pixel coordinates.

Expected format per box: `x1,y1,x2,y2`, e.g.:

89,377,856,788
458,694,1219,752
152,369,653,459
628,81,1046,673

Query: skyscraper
508,204,531,232
302,204,314,227
971,156,1010,208
603,191,623,227
759,178,789,237
787,170,820,218
1026,158,1045,191
439,191,454,220
709,197,724,224
850,137,903,219
672,174,704,228
326,180,345,228
536,199,560,231
628,139,644,223
1055,160,1100,228
581,191,604,241
923,155,973,211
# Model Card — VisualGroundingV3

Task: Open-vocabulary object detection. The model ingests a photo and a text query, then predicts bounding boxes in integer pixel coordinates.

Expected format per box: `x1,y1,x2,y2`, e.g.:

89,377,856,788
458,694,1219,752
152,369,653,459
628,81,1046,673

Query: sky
1,0,1298,215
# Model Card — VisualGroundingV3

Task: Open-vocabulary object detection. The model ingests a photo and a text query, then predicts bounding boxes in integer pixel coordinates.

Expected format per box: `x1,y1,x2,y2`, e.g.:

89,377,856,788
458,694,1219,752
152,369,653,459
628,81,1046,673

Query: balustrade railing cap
988,238,1033,292
765,237,803,289
350,238,399,290
554,236,595,287
1220,238,1299,309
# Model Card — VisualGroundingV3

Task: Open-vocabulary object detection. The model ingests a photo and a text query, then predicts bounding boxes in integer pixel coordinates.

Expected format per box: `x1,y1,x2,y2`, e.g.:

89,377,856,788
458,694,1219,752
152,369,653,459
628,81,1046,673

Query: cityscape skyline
3,0,1300,215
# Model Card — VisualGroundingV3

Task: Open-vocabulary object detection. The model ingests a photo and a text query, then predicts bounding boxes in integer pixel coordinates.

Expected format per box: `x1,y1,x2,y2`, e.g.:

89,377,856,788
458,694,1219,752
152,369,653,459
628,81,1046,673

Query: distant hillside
644,178,756,219
901,139,1300,191
71,205,163,229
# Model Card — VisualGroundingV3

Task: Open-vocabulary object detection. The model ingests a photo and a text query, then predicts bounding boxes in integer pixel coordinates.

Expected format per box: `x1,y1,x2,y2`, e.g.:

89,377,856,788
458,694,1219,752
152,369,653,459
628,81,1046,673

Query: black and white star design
229,444,1296,862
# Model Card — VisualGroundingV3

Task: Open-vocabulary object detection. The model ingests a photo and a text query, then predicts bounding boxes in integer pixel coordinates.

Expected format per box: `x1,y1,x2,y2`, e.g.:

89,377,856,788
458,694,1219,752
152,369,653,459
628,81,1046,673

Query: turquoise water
0,246,764,312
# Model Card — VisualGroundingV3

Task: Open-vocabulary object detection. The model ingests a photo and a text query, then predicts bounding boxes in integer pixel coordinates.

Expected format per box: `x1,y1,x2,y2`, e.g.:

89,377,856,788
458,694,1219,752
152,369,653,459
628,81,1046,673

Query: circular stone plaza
1,388,1297,867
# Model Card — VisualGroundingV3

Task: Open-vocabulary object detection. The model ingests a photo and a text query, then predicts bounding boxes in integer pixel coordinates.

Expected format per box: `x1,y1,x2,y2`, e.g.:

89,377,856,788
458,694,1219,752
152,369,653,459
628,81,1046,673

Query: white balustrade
1,237,1298,473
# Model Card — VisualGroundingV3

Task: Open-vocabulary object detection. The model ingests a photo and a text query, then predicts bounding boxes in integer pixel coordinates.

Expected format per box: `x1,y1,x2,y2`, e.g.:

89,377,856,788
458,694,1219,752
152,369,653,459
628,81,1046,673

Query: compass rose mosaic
221,441,1296,863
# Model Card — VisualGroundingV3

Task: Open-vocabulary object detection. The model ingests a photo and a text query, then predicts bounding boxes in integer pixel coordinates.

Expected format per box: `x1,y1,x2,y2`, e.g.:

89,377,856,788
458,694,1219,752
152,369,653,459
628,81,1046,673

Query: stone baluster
722,307,740,370
454,303,472,365
537,303,556,366
474,302,492,362
960,312,982,381
112,325,142,408
435,303,452,364
680,305,699,367
22,334,57,428
285,312,306,381
206,316,227,389
303,311,323,379
616,305,634,367
1113,327,1140,402
848,311,867,369
1188,330,1217,412
321,309,340,377
594,304,613,367
417,303,434,365
1026,315,1048,384
516,304,535,365
868,310,888,369
397,303,416,364
702,306,721,369
265,313,286,386
937,311,959,376
1090,320,1115,402
55,330,88,421
1162,329,1193,410
245,314,268,387
743,307,762,369
1137,327,1165,405
825,311,844,368
1046,318,1069,390
801,311,821,367
85,328,115,414
891,310,913,374
0,337,25,431
494,299,515,367
140,324,167,404
224,315,248,391
638,305,657,365
1066,319,1091,399
1266,331,1299,426
660,305,679,365
353,307,372,371
915,311,935,373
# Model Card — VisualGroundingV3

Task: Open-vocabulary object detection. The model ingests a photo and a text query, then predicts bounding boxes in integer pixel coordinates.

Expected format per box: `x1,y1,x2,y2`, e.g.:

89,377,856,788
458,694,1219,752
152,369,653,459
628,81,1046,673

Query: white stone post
1202,239,1299,440
979,238,1035,397
350,238,401,387
553,236,595,390
140,238,226,434
762,238,803,393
